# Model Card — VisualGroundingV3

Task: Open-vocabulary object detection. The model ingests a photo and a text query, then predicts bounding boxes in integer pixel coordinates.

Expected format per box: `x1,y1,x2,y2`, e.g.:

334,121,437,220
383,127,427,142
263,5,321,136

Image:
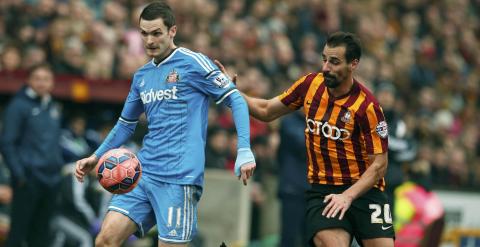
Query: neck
328,76,354,98
154,44,177,64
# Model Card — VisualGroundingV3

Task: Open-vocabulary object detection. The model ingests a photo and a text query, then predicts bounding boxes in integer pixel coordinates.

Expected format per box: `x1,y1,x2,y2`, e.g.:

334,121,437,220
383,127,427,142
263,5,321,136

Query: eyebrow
140,28,163,33
322,54,341,61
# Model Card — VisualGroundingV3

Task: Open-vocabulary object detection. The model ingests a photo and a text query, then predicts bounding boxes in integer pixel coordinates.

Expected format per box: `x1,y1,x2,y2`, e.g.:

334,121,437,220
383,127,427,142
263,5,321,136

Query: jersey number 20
369,204,392,224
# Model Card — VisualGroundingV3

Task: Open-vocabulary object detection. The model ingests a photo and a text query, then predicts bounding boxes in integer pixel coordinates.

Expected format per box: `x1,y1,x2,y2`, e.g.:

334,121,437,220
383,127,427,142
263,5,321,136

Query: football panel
111,166,127,182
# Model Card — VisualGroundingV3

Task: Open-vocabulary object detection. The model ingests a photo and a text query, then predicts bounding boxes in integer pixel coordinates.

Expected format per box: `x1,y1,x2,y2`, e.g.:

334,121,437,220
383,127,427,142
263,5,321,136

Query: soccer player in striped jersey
74,2,256,247
217,32,394,247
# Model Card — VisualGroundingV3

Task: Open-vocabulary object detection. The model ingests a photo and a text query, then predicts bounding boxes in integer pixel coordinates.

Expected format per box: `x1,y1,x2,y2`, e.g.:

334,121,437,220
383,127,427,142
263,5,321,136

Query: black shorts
306,184,395,246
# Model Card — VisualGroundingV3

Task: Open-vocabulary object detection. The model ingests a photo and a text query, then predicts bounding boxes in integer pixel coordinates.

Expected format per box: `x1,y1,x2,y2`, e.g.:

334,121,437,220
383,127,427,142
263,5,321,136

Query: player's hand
75,154,98,183
214,59,237,85
234,148,256,186
322,193,353,220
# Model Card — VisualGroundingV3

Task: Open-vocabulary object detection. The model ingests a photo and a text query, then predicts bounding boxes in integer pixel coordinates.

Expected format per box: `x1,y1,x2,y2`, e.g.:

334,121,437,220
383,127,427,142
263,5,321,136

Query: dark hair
28,62,53,76
326,32,362,63
139,1,176,29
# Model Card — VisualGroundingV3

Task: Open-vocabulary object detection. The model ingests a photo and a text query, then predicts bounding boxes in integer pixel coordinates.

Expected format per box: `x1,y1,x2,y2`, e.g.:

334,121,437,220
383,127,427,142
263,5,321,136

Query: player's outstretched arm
242,97,291,122
75,154,98,183
227,92,256,186
78,117,138,183
214,60,292,122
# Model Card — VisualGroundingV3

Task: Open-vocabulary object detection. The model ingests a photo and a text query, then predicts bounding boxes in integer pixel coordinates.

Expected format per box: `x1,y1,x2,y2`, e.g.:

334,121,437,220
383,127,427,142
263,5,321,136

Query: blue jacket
1,86,64,186
277,111,309,196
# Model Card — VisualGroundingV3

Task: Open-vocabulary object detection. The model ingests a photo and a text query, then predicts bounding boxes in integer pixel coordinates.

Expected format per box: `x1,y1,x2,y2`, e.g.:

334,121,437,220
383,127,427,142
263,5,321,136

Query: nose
146,35,154,46
322,61,330,72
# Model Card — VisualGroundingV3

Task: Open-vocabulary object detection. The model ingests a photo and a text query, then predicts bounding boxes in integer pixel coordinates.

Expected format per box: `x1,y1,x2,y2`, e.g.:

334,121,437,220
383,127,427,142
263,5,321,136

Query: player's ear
350,59,359,70
169,25,177,38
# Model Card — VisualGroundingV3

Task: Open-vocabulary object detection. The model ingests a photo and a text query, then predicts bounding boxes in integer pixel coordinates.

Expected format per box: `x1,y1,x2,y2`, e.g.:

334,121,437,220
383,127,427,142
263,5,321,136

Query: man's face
27,67,54,97
321,45,356,88
139,18,176,61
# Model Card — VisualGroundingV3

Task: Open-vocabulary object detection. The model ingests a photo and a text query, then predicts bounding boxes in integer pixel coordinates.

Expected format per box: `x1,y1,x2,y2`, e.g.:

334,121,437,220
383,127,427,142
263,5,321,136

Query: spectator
0,157,12,246
0,63,64,247
0,45,21,73
277,110,309,247
376,83,417,210
60,114,97,163
205,126,230,169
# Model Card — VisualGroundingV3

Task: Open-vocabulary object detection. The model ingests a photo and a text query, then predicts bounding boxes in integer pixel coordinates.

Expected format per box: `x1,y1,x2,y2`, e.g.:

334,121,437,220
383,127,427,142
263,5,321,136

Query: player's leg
362,237,394,247
306,185,353,247
95,211,137,247
97,177,156,247
350,188,395,247
312,228,351,247
149,181,203,246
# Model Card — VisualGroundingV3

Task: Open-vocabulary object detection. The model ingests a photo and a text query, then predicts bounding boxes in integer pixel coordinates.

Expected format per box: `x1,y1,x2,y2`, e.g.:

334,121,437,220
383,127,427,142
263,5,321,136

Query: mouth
324,74,335,81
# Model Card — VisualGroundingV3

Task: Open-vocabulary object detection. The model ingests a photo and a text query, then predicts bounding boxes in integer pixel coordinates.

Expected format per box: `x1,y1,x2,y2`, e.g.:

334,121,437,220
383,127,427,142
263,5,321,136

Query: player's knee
313,231,349,247
95,231,119,247
313,232,327,247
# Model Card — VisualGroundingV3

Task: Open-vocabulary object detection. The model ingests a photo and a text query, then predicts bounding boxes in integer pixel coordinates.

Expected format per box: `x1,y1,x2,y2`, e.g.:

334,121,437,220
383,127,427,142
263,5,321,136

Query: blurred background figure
60,113,99,164
0,157,12,246
376,83,417,212
276,110,308,247
51,113,104,247
205,126,230,170
0,63,64,247
394,160,445,247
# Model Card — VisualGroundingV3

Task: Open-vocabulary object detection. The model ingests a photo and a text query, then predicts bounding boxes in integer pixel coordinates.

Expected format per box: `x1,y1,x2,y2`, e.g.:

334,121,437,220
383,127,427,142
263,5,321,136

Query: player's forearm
229,93,251,149
241,94,275,122
342,157,387,201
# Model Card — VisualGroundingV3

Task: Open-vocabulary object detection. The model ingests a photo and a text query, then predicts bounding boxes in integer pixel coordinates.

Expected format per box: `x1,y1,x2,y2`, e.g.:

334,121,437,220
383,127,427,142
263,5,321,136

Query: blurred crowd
0,0,479,246
1,0,478,187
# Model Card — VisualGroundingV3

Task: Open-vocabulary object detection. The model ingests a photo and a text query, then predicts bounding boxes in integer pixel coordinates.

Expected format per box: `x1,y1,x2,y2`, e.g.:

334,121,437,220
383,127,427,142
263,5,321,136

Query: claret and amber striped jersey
278,73,388,190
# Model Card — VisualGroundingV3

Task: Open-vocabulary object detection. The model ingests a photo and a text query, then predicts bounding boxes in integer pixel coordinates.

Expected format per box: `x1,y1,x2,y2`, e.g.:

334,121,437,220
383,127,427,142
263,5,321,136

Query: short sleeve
361,103,388,154
278,73,314,110
180,49,237,104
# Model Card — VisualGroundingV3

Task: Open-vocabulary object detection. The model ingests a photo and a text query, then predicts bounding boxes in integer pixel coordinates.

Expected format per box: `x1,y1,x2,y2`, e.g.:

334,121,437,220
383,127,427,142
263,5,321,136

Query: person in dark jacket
376,83,417,212
277,110,309,247
0,63,64,247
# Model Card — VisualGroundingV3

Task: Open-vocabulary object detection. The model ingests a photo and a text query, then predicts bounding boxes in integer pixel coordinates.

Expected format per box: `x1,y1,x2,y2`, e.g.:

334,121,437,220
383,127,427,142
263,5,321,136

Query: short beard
324,76,341,88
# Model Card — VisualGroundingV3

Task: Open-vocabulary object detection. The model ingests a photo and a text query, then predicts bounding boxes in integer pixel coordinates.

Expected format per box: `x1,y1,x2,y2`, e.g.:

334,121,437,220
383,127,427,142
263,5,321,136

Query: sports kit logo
166,69,180,83
305,118,351,141
213,73,230,88
340,111,352,123
140,87,178,104
375,121,388,138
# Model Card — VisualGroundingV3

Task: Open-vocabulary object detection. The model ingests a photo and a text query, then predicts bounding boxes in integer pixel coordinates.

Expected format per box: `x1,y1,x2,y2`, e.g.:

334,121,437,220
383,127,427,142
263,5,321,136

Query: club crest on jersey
166,69,179,83
341,111,352,123
213,73,230,88
375,121,388,138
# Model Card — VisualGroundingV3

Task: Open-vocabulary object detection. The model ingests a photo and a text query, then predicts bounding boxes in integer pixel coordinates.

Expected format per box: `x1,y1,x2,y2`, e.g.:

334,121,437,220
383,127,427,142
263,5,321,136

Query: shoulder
176,47,216,74
135,60,156,74
354,80,383,116
4,94,31,116
131,61,155,85
289,72,322,93
356,80,380,105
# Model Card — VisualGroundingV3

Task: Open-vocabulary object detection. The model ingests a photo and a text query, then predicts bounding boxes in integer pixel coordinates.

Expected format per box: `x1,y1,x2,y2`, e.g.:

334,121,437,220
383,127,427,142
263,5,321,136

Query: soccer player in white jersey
74,2,256,246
